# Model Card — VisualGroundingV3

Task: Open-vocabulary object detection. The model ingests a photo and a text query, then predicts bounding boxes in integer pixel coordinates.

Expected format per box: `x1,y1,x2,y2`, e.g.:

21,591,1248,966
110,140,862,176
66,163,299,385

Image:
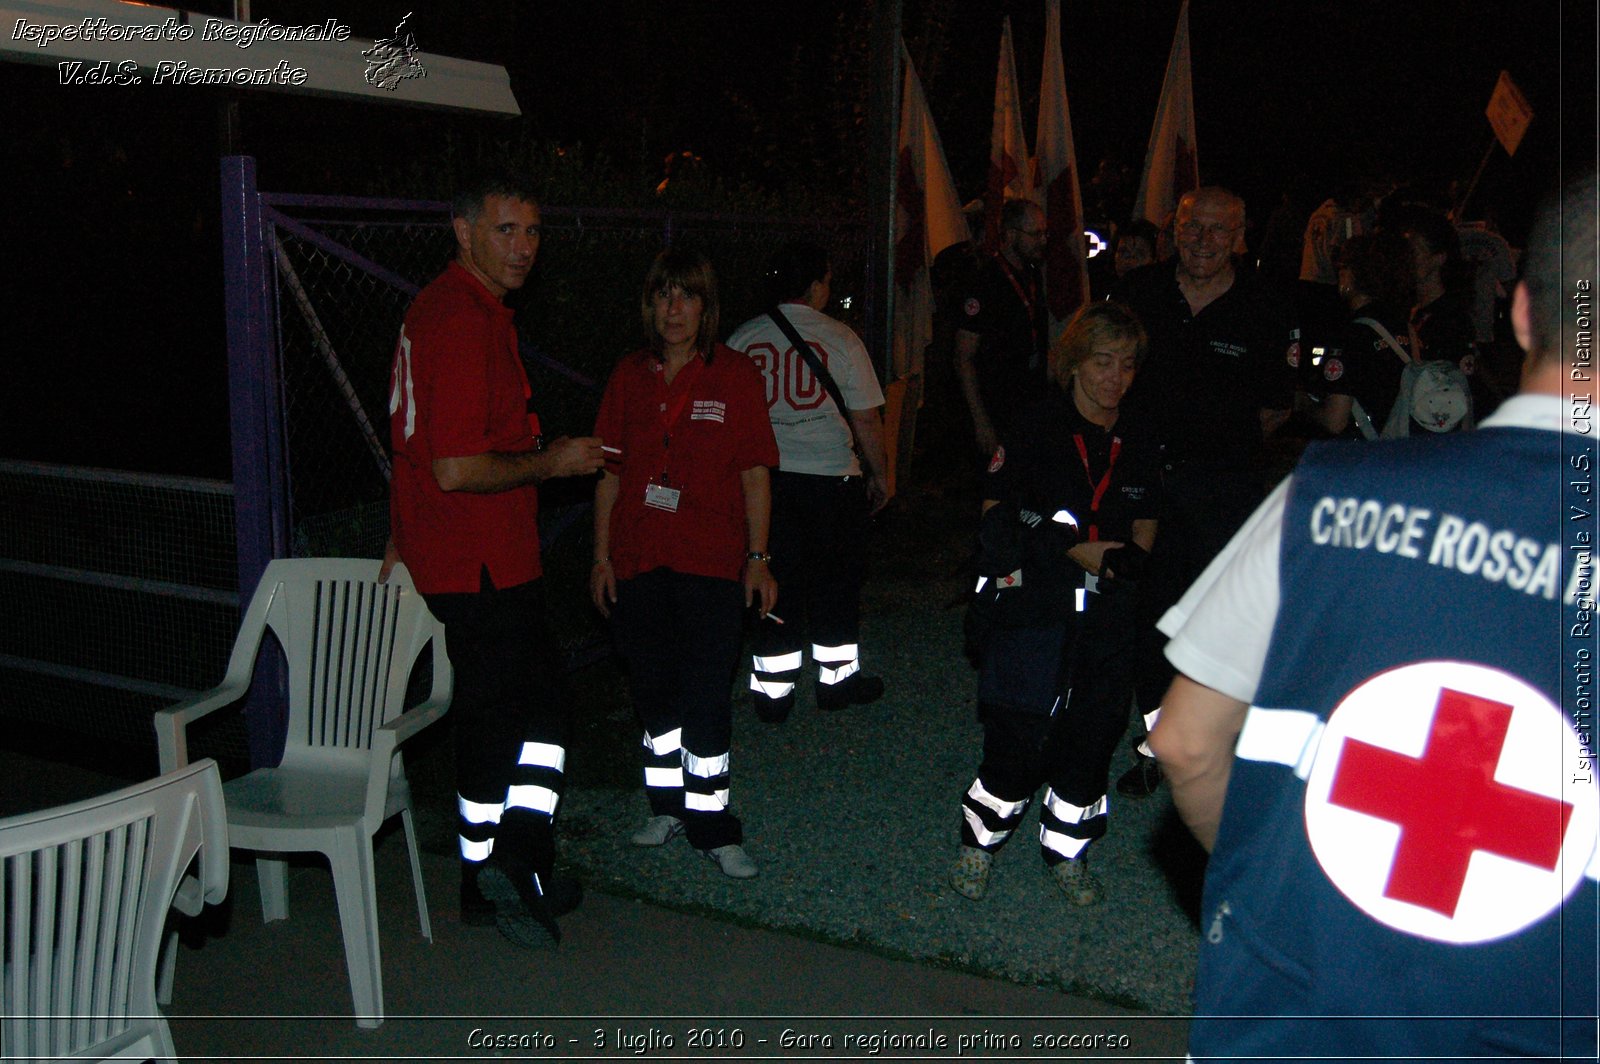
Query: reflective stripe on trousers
960,777,1032,851
642,728,731,812
1038,786,1108,861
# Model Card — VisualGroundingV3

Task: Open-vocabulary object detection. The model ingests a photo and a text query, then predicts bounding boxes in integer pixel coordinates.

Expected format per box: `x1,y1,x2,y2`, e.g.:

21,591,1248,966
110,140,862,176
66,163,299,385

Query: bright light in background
840,295,853,310
1085,229,1108,258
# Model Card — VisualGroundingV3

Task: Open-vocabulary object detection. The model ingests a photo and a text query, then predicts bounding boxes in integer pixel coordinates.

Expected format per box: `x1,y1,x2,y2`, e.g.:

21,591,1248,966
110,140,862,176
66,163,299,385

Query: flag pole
1450,134,1499,221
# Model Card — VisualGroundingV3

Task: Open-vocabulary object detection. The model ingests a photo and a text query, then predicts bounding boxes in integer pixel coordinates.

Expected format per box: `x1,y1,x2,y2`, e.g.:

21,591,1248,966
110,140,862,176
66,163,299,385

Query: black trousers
750,472,870,715
1135,467,1264,714
961,583,1137,863
613,567,745,850
422,574,568,876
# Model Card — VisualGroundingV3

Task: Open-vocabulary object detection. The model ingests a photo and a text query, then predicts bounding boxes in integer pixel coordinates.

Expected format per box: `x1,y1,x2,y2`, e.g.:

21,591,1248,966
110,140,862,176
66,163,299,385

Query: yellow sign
1486,70,1533,157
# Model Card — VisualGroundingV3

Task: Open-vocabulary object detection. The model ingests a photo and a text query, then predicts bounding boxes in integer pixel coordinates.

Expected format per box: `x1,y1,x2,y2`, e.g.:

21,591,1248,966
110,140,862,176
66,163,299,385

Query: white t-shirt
1158,394,1573,703
727,303,885,477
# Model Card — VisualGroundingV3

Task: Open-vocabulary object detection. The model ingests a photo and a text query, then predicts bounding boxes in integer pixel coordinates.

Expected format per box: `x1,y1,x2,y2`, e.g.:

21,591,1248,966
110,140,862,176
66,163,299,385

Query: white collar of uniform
1480,393,1587,435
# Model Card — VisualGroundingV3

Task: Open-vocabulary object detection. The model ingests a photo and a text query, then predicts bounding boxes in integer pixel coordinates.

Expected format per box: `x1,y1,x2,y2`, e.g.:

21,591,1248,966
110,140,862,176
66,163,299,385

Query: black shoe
476,861,562,949
1115,754,1163,798
753,690,795,724
542,871,584,917
816,672,884,712
460,864,497,928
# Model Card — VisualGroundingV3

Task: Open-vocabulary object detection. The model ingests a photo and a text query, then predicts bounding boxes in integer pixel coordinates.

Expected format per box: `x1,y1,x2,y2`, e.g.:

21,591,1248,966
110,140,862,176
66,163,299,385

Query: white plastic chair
1,759,228,1064
154,559,451,1029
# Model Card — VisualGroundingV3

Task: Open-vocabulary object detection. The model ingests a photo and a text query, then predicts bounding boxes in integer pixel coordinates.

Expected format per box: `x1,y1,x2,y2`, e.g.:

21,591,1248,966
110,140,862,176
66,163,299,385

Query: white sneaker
703,843,759,879
630,815,684,847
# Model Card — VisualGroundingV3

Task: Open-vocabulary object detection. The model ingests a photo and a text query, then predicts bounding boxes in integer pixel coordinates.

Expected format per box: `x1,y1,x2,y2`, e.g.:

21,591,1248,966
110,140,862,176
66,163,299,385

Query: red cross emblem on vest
1303,661,1598,945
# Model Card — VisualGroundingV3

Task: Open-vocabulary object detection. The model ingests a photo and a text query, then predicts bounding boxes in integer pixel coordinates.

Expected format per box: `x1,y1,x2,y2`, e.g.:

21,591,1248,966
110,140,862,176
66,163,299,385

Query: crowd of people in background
385,163,1588,1064
921,173,1548,909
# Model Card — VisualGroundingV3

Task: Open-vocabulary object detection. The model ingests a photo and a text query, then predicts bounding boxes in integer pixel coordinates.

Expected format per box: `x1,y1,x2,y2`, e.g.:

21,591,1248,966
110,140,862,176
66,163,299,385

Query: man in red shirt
386,171,604,948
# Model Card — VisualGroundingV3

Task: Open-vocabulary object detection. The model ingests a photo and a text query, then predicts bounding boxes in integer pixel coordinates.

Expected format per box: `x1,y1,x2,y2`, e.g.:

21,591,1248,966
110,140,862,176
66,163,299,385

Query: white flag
894,38,970,380
1134,0,1199,228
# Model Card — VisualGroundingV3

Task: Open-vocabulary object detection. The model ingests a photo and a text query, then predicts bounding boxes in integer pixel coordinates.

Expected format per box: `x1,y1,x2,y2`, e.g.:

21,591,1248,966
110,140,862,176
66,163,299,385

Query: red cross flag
1303,661,1597,945
983,16,1033,252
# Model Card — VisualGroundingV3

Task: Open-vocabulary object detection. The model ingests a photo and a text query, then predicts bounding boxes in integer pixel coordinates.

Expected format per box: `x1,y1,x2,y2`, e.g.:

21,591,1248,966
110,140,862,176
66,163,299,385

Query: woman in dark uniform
952,301,1158,907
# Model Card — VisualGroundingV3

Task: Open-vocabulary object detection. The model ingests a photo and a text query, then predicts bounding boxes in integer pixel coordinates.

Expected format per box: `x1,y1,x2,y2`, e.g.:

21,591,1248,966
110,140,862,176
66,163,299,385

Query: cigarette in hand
764,612,784,625
601,445,622,455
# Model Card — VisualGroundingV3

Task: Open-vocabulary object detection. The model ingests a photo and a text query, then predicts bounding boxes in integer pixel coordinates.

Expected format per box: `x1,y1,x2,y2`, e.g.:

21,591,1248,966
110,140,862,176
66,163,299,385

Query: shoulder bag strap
767,306,858,451
1353,316,1411,364
1351,317,1410,438
1349,398,1380,440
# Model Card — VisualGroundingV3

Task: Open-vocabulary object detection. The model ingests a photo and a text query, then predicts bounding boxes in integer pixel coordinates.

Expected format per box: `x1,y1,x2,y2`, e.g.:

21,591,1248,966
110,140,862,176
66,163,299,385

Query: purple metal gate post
221,155,290,768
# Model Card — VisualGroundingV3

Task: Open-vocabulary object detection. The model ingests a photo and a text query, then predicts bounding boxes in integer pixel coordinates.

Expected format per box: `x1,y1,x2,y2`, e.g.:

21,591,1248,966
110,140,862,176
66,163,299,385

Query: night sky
1,1,1592,477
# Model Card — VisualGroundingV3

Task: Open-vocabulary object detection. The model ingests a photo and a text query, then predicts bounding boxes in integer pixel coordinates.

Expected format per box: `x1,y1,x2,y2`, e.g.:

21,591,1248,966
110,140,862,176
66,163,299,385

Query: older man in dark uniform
1111,186,1297,795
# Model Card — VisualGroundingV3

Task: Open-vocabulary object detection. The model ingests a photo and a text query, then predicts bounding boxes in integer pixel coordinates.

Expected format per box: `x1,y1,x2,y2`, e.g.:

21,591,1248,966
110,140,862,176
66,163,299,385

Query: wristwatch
746,551,772,563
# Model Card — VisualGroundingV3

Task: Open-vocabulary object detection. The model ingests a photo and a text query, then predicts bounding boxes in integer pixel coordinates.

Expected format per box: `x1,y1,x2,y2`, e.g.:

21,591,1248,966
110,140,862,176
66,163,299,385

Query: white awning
2,0,519,115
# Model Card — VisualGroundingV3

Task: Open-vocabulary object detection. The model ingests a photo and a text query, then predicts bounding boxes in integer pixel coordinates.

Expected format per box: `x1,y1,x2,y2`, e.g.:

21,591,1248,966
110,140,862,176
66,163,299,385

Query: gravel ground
464,468,1214,1018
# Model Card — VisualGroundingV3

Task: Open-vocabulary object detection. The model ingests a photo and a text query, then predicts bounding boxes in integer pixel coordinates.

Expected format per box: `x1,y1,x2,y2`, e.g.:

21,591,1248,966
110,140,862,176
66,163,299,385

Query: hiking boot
702,843,759,879
1050,856,1102,907
466,859,581,927
1115,753,1163,798
630,814,685,847
476,862,561,949
816,672,885,712
949,845,994,900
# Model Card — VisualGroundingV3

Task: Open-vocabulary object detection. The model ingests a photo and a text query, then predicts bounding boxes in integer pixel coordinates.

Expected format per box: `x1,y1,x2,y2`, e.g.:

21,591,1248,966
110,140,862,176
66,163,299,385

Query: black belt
774,470,858,484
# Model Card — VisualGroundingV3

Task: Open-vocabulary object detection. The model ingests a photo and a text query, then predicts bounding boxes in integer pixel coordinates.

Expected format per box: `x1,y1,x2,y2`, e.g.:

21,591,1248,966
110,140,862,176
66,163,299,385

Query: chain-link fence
0,461,245,770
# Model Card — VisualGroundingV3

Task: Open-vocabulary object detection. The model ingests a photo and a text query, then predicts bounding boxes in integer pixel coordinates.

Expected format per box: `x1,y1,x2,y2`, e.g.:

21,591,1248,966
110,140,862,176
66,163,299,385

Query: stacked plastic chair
1,759,228,1063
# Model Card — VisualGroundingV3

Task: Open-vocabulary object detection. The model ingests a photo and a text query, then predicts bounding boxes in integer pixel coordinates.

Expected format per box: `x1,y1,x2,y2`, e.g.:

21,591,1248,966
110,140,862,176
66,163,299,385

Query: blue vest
1192,427,1597,1061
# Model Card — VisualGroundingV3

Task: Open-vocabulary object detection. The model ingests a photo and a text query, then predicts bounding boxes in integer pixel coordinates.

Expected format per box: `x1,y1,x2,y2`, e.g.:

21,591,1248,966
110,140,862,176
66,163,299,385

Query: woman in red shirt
591,248,779,879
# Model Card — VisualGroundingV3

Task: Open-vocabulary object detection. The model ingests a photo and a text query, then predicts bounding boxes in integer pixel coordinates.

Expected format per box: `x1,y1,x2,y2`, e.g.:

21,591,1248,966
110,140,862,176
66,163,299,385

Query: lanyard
655,353,706,484
1071,433,1121,541
992,254,1041,366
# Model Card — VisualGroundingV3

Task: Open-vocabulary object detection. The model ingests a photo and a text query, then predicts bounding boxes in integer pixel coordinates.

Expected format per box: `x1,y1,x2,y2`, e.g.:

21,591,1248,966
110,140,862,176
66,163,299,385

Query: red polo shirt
388,261,542,594
594,344,779,582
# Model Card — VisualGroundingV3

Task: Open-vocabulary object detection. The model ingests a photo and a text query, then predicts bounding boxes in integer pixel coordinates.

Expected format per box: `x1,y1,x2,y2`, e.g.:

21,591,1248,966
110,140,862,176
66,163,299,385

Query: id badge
644,483,682,513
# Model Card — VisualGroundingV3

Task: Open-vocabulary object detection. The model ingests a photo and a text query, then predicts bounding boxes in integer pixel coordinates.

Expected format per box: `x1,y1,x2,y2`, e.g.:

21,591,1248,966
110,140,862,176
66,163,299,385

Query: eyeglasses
1177,222,1241,241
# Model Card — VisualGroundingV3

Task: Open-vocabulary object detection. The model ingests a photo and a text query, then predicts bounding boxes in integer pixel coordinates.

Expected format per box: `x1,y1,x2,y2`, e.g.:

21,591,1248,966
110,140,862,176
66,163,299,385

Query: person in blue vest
1149,170,1597,1061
